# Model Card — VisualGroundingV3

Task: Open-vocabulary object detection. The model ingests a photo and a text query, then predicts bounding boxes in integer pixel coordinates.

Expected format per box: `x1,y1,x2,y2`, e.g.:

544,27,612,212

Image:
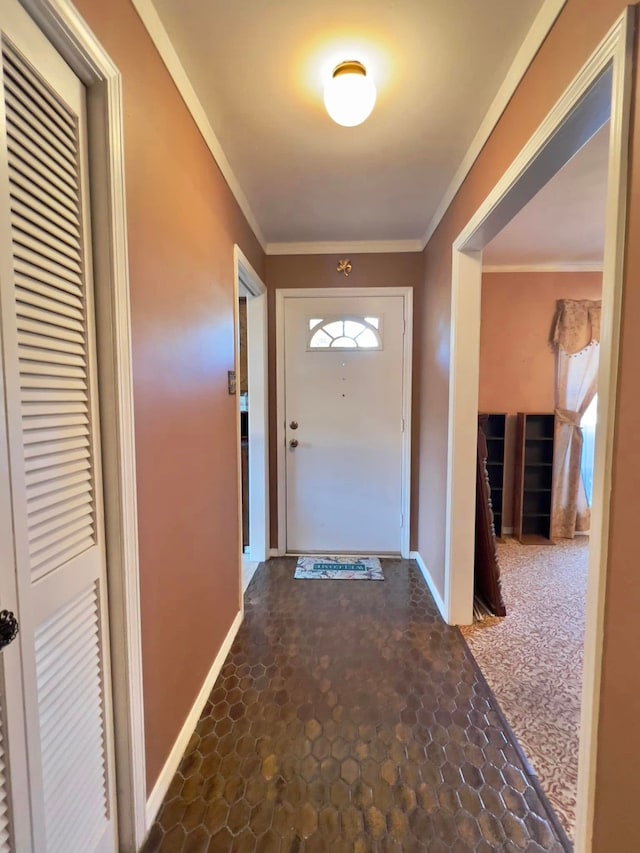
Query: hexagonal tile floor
142,558,569,852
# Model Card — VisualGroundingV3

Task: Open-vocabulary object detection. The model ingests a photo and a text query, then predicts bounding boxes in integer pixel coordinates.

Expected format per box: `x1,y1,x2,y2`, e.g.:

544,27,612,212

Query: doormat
294,556,384,581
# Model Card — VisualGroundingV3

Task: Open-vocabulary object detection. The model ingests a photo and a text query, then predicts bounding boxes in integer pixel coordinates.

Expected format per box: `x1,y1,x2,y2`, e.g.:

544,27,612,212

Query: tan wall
265,253,424,549
480,271,602,527
73,0,264,789
418,1,640,845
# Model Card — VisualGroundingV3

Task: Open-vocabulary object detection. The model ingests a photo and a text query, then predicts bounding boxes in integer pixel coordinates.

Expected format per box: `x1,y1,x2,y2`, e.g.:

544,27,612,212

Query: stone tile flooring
142,558,569,852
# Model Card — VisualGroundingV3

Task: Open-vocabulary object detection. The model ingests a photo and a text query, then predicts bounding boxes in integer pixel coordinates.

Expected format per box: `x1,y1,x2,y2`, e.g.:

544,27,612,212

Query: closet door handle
0,610,19,651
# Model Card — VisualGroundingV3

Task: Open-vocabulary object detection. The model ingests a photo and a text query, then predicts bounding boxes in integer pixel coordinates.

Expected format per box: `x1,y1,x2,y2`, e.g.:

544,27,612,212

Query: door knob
289,439,299,449
289,421,299,430
0,610,19,651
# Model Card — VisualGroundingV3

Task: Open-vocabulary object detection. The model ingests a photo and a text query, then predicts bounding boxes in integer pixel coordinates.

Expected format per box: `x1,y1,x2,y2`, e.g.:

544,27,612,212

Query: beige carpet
460,537,588,840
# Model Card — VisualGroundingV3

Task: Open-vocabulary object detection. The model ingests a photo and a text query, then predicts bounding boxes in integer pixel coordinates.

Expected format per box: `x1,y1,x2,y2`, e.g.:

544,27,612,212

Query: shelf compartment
523,491,551,516
521,514,552,539
524,414,555,440
524,440,554,466
482,414,507,439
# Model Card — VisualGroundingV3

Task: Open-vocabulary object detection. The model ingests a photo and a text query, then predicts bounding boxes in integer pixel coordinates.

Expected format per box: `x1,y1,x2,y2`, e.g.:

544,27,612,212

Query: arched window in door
308,317,382,351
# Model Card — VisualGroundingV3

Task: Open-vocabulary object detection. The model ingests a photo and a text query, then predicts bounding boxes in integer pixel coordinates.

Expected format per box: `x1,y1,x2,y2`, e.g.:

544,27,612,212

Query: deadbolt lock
289,421,299,430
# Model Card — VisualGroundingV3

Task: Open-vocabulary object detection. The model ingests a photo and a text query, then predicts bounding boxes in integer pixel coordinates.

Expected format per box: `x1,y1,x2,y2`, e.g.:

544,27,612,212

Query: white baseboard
268,548,282,558
242,558,259,593
145,609,243,829
502,526,514,535
409,551,447,621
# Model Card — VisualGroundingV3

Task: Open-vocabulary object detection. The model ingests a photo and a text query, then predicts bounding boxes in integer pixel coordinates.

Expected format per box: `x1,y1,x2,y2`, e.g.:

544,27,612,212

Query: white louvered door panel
0,674,15,853
0,654,30,853
0,697,9,852
0,2,117,851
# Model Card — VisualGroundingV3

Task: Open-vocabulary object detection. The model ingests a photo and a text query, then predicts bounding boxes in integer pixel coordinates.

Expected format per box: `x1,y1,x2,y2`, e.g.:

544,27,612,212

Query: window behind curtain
581,395,598,506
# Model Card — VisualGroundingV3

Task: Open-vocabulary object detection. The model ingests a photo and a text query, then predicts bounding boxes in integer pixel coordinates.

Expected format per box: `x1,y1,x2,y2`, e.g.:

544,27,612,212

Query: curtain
550,299,601,539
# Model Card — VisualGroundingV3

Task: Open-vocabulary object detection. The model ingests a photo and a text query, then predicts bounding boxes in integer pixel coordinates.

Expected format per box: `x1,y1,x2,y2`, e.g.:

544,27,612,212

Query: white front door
283,293,407,553
0,3,116,850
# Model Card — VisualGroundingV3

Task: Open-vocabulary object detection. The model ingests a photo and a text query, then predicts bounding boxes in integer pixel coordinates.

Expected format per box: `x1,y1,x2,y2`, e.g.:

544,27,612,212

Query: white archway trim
446,10,633,851
18,0,146,848
482,262,604,273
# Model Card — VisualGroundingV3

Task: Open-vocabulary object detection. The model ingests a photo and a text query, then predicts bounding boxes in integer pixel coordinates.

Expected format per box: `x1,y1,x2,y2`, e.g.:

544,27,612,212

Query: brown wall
418,1,640,845
265,253,424,549
480,271,602,527
73,0,264,789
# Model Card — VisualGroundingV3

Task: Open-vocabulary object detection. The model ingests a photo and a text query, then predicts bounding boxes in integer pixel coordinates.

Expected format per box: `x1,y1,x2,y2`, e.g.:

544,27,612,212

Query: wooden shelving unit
479,413,507,539
514,412,555,544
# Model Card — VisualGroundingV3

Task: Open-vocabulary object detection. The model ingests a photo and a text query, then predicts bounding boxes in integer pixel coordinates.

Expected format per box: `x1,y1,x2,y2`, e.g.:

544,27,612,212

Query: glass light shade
324,61,376,127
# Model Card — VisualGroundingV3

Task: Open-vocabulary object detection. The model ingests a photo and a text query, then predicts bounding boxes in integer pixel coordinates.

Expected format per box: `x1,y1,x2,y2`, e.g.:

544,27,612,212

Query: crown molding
483,262,604,273
266,239,423,256
421,0,568,248
130,0,267,249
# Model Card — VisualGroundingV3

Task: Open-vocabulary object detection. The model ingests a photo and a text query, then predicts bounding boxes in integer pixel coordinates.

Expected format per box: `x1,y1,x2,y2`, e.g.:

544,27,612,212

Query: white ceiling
484,123,609,267
148,0,546,247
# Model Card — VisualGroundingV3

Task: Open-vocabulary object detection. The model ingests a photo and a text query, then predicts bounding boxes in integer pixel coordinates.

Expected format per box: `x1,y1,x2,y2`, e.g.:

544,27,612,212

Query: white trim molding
266,240,423,256
18,0,148,849
145,610,243,830
241,558,260,593
275,287,413,558
483,261,604,273
445,249,482,627
446,10,633,851
130,0,266,249
410,552,446,621
233,245,269,576
422,0,568,246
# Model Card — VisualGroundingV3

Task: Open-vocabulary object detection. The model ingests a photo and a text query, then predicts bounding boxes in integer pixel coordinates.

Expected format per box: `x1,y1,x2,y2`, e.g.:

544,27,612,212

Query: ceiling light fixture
324,60,376,127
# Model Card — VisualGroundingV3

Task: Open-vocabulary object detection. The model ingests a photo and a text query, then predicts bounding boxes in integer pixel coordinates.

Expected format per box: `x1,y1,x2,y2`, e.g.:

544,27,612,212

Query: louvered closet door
0,2,117,851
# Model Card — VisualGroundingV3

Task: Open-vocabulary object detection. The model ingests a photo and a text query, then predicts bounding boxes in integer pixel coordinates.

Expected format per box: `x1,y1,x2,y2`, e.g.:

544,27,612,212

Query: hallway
142,559,567,851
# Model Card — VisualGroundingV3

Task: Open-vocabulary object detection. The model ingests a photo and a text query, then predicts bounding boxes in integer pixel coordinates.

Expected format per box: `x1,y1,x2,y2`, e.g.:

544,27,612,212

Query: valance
551,299,601,354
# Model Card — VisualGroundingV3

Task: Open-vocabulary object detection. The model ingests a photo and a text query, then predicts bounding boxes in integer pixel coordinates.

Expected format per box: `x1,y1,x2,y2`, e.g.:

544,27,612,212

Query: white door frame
445,10,633,851
276,286,413,558
17,0,147,849
233,246,269,588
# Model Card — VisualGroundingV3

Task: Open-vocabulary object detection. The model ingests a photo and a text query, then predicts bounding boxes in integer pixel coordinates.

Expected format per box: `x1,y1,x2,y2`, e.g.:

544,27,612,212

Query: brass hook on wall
337,259,352,277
